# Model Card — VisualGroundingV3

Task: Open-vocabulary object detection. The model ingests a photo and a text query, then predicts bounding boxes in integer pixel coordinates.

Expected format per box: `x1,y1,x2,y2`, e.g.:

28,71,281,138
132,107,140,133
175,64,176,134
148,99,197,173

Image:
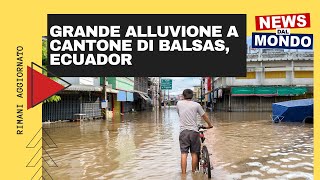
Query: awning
65,85,102,92
106,88,118,94
134,91,151,101
133,90,147,95
231,86,308,96
137,92,148,100
65,84,118,93
277,87,308,96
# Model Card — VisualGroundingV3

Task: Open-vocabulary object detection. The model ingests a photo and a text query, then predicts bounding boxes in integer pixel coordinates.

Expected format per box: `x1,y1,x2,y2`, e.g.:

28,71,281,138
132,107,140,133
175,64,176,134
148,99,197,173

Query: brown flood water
43,108,313,180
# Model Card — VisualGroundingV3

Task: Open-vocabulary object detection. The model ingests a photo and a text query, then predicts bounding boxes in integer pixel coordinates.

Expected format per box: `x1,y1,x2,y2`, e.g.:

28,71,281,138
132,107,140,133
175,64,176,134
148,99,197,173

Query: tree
42,39,62,103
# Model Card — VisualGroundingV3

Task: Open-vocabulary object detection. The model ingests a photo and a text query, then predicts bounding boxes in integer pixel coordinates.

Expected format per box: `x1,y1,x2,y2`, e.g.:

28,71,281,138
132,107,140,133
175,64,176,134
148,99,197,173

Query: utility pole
164,89,166,108
168,89,170,108
200,77,203,106
211,77,214,112
102,77,107,120
158,77,161,110
153,79,156,112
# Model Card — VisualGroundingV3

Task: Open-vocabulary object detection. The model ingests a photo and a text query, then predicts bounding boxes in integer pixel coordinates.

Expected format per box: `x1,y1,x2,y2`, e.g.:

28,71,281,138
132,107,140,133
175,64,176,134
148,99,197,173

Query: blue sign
117,91,126,101
252,33,313,49
126,92,134,102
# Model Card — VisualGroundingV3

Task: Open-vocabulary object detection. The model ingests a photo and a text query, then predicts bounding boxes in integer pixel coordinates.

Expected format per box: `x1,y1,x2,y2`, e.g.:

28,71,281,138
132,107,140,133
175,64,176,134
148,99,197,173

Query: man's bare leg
181,153,188,174
191,153,198,172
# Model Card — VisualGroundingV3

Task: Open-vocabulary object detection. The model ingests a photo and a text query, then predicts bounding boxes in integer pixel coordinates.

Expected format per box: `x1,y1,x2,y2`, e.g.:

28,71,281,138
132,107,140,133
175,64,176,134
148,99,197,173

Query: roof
65,85,102,92
133,90,148,95
247,52,313,62
133,90,151,101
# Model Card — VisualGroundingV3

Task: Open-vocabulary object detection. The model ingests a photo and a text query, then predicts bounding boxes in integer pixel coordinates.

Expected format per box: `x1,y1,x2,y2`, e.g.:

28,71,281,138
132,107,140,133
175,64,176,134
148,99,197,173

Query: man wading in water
177,89,213,174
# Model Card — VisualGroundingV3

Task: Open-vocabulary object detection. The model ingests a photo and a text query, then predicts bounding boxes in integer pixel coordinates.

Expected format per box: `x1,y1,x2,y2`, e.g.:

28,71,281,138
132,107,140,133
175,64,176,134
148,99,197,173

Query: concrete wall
214,60,313,88
134,77,148,93
108,77,134,91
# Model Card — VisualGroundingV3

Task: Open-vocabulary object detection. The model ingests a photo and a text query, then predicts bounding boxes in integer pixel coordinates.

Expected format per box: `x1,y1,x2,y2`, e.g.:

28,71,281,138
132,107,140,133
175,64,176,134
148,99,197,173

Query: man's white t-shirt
176,100,205,132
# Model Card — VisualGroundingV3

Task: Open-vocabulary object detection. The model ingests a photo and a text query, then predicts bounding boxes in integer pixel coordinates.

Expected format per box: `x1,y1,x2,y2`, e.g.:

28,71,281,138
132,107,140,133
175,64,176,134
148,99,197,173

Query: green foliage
42,39,62,103
43,95,61,103
42,40,48,67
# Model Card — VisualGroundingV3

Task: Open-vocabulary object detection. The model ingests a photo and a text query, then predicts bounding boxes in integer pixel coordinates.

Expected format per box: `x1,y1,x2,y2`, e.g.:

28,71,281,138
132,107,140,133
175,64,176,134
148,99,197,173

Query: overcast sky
162,77,201,95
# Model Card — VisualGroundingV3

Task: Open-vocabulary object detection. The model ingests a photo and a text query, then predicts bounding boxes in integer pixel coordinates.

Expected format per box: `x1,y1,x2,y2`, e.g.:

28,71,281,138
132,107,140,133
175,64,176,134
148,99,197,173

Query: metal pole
200,78,203,106
228,93,231,112
153,79,156,112
102,77,107,120
168,89,170,108
211,77,214,112
159,77,162,109
164,89,166,108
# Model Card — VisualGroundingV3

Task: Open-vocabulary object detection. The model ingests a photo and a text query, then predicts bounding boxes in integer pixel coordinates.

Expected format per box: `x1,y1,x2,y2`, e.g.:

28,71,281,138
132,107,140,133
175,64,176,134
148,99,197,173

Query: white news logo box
276,28,290,35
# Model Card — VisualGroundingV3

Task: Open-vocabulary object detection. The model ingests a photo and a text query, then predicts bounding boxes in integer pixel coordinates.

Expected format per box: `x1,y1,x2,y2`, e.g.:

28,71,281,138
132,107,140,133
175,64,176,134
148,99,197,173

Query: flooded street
43,108,313,180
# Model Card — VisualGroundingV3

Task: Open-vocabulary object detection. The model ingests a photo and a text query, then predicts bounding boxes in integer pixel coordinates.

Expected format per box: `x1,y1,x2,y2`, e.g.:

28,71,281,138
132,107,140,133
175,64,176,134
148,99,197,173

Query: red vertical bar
304,13,311,28
255,16,261,30
207,77,211,91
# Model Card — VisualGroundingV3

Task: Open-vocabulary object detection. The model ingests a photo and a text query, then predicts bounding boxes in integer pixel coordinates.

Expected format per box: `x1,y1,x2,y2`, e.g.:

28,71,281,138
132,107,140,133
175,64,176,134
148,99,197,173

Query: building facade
42,77,103,121
213,50,313,112
148,77,161,107
133,77,152,111
43,77,156,121
193,86,201,102
107,77,134,114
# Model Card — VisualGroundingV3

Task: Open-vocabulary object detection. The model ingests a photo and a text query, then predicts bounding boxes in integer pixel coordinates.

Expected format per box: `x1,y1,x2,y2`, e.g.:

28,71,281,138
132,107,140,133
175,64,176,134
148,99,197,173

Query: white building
215,50,313,88
213,50,313,112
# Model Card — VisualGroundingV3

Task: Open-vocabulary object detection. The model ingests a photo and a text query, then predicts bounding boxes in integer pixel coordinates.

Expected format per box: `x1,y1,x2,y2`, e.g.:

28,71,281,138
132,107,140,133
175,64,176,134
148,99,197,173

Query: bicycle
197,124,213,178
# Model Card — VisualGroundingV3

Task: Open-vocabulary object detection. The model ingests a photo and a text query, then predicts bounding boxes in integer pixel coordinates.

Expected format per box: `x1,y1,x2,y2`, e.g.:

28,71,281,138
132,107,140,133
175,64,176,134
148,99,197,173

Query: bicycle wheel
202,146,212,178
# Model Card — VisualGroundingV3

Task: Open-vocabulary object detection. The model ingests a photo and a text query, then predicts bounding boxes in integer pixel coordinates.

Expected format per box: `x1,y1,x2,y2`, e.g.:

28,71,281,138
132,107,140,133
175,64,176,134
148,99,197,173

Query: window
294,71,313,78
265,71,286,79
236,72,256,79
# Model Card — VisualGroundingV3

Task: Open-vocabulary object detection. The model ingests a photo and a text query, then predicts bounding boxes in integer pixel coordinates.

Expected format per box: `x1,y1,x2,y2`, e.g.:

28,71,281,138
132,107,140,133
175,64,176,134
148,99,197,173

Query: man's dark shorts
179,129,201,154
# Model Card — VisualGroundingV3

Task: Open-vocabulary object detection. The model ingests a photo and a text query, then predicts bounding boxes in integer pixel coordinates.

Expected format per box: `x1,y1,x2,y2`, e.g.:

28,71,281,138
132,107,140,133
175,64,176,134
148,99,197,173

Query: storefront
214,86,312,112
42,85,103,121
133,91,152,111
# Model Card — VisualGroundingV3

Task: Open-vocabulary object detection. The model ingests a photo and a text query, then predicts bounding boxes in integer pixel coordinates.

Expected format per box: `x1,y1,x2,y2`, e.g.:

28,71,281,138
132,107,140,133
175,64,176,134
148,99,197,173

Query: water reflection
43,108,313,180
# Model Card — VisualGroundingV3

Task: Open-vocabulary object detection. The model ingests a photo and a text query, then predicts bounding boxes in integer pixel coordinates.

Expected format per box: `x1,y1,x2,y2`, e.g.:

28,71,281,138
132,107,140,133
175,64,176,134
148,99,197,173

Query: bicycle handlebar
198,125,213,130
